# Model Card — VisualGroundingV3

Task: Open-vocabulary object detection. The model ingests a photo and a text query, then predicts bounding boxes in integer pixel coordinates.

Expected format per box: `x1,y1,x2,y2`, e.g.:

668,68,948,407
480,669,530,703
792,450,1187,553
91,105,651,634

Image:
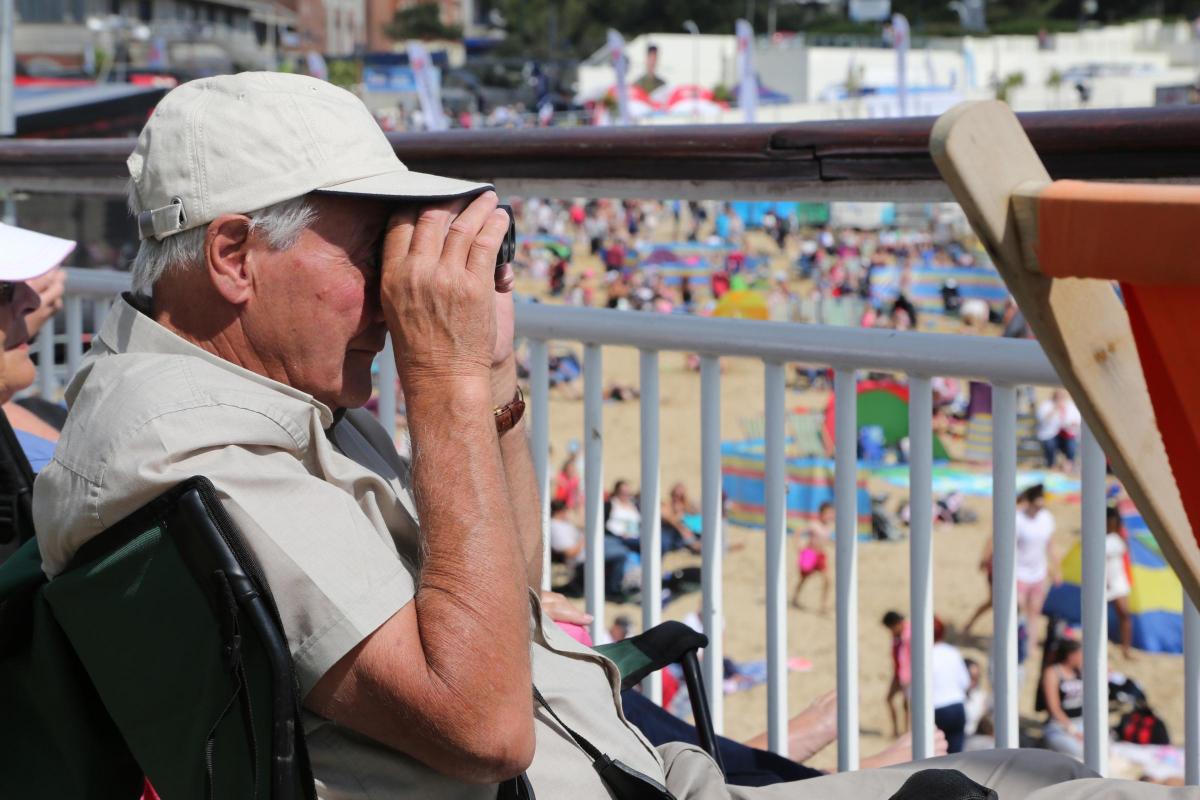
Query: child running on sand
791,501,834,613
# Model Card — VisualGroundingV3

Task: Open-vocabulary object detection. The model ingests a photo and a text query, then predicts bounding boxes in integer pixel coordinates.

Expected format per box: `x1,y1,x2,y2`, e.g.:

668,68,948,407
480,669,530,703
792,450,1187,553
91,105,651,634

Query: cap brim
314,169,494,203
0,223,75,282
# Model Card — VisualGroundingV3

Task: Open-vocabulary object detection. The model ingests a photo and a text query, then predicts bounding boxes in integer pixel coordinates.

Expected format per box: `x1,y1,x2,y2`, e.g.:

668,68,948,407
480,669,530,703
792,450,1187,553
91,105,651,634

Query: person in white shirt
961,658,990,739
1036,389,1082,471
1105,505,1135,659
930,617,972,753
604,479,641,541
549,499,584,568
1015,484,1061,628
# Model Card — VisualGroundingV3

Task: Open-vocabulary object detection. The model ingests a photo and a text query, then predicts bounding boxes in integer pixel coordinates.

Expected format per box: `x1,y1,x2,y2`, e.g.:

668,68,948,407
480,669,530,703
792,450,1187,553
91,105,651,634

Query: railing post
529,338,552,591
1187,591,1200,785
991,384,1019,748
908,375,934,760
764,360,788,755
36,314,55,399
1080,423,1108,776
64,294,83,382
377,336,397,436
639,349,663,703
834,367,859,771
700,354,724,733
583,343,605,645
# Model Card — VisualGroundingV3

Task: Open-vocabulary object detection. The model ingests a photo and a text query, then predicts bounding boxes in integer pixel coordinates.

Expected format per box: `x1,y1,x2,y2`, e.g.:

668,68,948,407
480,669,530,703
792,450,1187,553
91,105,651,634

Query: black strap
533,687,605,763
533,687,676,800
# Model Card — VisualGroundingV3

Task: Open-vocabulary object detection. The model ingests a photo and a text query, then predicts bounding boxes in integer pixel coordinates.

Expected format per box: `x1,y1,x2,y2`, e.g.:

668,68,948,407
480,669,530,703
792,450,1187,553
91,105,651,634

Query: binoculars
497,204,516,268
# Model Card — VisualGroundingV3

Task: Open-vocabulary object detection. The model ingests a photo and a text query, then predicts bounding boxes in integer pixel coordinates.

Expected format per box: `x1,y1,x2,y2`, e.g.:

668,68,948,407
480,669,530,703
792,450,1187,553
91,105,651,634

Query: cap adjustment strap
137,197,187,241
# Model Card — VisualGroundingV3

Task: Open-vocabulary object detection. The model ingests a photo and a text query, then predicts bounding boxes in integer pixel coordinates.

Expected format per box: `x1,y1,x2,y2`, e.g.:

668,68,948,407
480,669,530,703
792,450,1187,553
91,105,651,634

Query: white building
579,20,1199,125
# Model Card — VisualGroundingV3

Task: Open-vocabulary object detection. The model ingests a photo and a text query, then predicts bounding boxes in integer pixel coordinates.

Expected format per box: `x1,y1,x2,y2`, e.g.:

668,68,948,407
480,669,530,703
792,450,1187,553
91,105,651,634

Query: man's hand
381,191,510,396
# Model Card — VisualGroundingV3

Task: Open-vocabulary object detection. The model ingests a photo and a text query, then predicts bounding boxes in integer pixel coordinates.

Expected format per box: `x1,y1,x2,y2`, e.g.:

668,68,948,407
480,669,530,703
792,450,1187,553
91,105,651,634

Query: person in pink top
884,610,913,737
792,501,834,613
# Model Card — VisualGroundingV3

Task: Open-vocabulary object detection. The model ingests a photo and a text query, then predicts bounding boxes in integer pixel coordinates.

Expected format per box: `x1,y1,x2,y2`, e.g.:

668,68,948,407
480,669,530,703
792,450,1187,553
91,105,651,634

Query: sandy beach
520,217,1187,775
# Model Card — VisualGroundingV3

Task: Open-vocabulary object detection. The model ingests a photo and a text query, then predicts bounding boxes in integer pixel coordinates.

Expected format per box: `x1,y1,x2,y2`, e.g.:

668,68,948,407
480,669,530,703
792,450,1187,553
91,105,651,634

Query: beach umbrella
823,379,952,460
577,84,660,118
543,241,572,259
664,98,725,119
642,247,686,265
713,289,768,320
654,84,727,118
1043,499,1184,654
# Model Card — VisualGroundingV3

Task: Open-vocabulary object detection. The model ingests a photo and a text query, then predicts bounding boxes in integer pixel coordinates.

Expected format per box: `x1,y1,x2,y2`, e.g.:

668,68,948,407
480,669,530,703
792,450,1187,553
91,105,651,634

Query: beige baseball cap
128,71,493,241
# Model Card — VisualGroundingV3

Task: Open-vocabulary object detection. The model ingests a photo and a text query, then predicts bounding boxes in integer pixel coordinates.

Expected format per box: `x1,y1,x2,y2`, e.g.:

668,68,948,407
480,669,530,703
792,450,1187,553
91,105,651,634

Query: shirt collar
90,293,337,427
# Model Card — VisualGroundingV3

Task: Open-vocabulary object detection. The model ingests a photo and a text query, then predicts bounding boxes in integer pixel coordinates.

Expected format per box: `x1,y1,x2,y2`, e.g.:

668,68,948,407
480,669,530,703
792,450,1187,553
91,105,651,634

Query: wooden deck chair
931,100,1200,606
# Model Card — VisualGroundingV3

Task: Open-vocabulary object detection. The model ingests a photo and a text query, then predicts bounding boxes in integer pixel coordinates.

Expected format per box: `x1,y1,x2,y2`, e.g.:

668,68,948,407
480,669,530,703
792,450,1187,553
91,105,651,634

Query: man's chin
332,370,375,410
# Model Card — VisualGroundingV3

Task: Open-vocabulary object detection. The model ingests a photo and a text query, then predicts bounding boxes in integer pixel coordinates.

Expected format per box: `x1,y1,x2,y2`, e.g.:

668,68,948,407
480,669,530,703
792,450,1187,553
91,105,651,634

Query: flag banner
735,19,758,123
407,41,447,131
607,29,631,125
891,13,910,117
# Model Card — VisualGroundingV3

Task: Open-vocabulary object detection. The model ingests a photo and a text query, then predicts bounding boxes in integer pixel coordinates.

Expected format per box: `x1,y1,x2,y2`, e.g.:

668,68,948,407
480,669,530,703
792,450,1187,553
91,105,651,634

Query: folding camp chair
0,476,315,800
931,100,1200,605
0,475,724,794
595,620,724,774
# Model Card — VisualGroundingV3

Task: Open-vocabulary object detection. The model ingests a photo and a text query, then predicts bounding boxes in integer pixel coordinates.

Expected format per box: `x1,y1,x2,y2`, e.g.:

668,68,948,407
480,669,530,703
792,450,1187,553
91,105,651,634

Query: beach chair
931,100,1200,604
0,476,723,792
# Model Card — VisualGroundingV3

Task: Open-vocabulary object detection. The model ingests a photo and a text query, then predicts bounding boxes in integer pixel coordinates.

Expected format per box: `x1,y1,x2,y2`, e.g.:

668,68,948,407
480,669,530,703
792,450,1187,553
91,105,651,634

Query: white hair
127,182,317,292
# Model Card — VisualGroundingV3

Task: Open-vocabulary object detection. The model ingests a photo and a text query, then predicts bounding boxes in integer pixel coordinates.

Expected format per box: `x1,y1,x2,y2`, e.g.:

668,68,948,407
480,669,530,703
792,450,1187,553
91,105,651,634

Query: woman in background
1041,639,1086,759
2,267,66,471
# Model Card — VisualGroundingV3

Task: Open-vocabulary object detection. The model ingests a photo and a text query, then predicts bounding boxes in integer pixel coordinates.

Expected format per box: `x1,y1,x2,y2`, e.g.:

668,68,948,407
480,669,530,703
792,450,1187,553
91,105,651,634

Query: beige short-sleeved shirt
32,295,677,799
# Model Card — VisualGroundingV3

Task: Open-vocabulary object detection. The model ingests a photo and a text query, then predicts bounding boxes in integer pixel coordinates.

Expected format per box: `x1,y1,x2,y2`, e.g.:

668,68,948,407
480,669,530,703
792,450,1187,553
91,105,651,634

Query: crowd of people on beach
546,450,1173,780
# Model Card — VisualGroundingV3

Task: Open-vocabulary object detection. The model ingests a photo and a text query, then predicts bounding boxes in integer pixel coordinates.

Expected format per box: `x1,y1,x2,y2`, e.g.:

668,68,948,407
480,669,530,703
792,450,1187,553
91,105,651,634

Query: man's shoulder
52,350,315,483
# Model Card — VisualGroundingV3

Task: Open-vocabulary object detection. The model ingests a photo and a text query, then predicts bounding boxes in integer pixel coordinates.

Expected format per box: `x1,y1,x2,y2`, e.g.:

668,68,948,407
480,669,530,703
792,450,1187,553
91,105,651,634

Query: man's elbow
451,712,536,783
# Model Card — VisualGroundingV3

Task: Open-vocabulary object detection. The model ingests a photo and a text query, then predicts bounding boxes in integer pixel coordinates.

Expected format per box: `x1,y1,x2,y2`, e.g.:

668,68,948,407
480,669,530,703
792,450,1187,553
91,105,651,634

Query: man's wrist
403,374,494,419
490,355,519,407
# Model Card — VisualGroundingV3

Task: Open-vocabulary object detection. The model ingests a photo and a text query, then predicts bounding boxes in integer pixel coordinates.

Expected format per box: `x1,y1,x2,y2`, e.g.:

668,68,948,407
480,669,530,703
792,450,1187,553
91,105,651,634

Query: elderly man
32,74,1174,800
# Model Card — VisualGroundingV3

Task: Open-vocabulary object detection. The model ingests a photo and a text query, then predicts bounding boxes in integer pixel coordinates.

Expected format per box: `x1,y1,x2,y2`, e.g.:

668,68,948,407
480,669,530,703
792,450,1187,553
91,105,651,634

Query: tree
490,0,736,61
1045,67,1064,108
385,2,463,42
994,71,1026,104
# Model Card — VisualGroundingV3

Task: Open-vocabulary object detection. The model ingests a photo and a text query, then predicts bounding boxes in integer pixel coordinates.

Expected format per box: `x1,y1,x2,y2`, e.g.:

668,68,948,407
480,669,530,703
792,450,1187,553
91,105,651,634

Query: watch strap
494,387,526,434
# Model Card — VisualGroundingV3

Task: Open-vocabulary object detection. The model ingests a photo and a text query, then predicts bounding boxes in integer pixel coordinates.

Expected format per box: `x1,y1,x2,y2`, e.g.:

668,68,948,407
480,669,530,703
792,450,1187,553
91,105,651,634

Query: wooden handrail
1,105,1198,195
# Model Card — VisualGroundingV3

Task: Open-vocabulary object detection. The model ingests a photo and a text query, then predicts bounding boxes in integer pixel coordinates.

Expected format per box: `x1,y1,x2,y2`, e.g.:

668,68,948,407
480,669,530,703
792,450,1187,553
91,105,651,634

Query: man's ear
205,214,255,305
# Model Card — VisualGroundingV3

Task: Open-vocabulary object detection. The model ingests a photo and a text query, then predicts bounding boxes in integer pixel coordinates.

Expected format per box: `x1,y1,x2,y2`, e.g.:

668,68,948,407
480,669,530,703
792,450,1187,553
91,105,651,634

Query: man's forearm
405,380,532,710
492,358,544,588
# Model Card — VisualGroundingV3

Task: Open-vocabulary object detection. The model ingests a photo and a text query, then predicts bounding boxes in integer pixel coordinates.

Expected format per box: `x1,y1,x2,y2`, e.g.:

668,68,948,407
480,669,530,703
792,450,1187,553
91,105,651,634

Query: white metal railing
42,250,1199,778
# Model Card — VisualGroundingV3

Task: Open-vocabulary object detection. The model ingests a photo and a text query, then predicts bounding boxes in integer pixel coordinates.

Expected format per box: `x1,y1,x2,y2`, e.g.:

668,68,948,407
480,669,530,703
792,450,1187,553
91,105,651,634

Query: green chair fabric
595,620,708,692
0,538,143,798
595,620,723,773
1,477,314,800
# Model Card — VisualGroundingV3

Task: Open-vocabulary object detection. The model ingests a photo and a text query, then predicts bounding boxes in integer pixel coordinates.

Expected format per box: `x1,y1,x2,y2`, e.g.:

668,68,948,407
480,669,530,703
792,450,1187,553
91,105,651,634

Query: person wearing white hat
30,73,1167,800
0,223,73,401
